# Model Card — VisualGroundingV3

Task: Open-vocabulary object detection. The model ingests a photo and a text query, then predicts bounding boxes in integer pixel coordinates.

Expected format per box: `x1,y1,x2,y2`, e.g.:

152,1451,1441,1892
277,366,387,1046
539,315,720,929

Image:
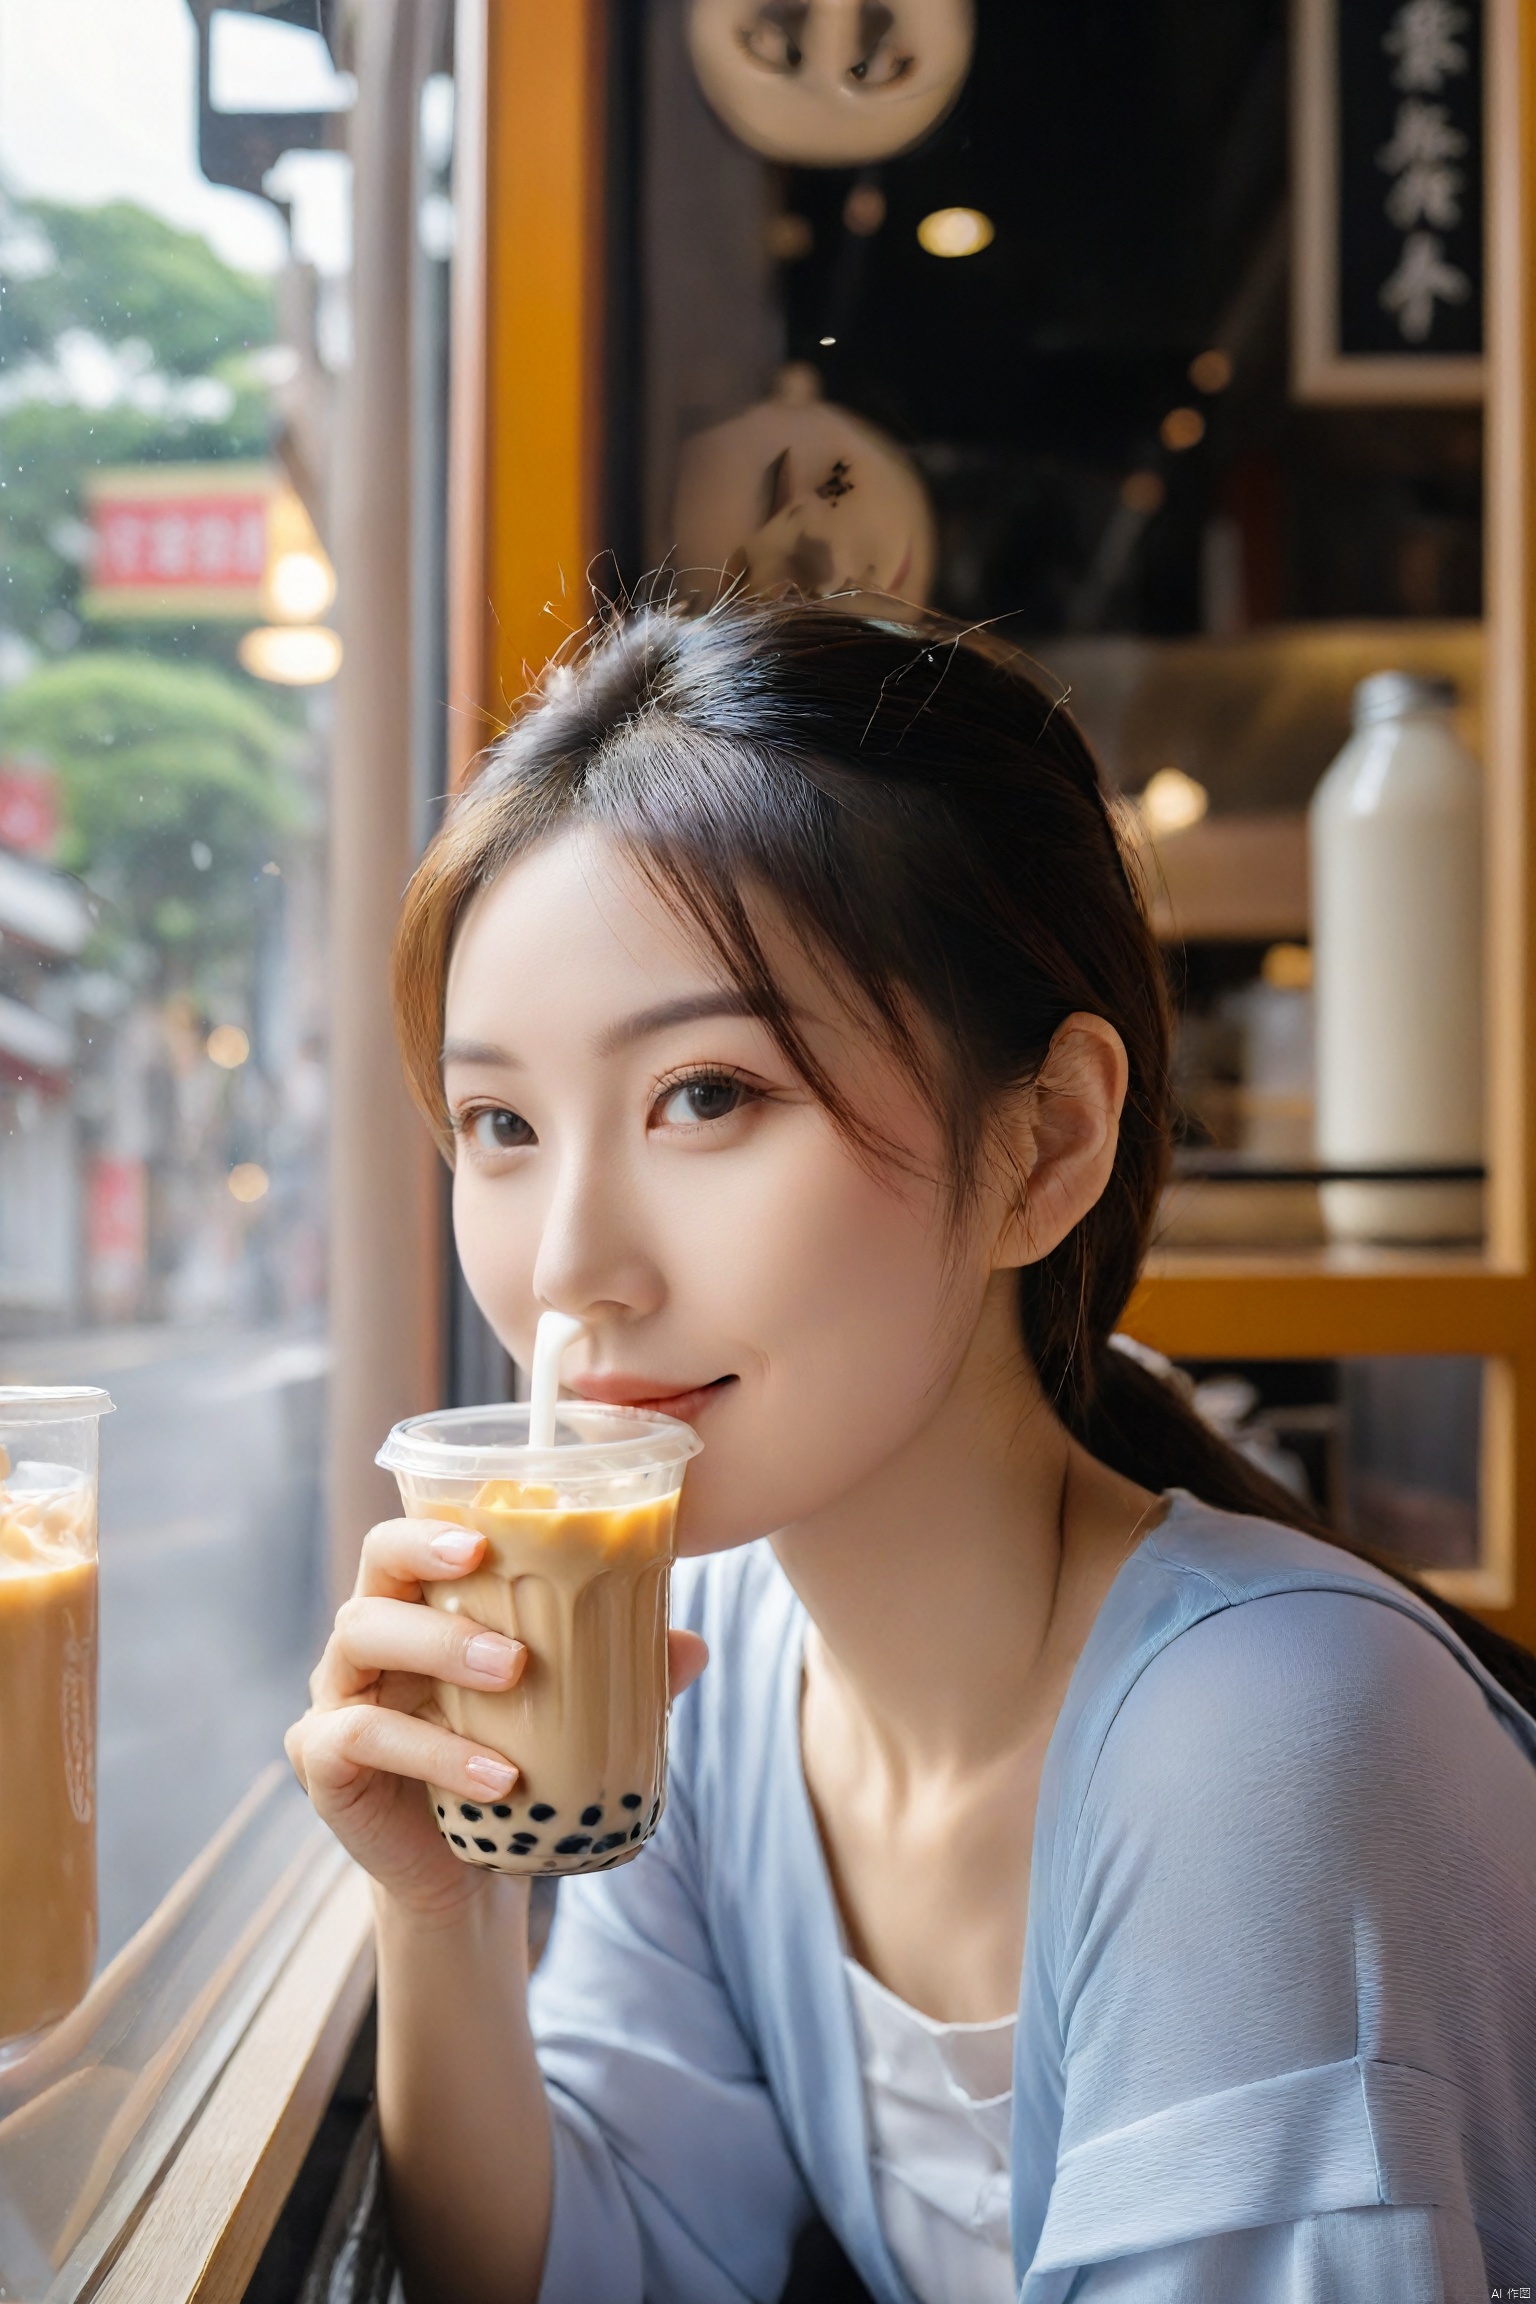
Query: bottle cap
1352,671,1457,728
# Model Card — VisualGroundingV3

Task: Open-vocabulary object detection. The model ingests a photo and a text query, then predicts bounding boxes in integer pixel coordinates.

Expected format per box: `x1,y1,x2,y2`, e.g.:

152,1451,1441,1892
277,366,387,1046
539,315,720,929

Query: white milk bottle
1310,672,1483,1243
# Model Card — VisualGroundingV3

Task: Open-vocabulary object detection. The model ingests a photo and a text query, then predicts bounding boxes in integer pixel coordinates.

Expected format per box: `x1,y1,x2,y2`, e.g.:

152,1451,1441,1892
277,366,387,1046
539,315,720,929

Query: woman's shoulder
1138,1490,1535,1742
1063,1490,1536,1841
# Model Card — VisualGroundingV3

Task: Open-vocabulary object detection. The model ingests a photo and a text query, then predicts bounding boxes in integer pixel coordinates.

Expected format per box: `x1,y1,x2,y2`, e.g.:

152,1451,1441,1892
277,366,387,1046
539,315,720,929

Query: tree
0,652,308,985
0,196,275,375
0,191,279,665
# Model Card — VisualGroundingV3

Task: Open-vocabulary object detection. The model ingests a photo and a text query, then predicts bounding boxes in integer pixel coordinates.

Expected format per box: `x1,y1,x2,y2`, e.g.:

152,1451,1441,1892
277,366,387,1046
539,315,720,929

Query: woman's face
442,829,1007,1555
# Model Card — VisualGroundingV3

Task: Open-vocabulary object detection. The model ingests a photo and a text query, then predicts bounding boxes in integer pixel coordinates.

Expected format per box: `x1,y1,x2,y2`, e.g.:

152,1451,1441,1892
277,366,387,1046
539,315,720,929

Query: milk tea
0,1462,98,2051
409,1481,678,1875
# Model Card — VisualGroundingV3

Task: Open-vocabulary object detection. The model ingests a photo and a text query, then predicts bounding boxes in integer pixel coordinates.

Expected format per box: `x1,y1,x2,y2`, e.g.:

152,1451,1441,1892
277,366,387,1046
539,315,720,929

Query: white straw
528,1311,584,1451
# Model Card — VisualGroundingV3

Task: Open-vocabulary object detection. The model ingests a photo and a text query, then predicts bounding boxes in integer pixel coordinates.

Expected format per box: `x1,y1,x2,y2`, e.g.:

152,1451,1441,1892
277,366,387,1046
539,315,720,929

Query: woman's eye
658,1075,749,1127
468,1107,535,1151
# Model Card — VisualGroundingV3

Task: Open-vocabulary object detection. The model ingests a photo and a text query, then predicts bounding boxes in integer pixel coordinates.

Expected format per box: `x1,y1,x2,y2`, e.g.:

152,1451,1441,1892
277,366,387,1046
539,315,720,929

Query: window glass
0,0,349,1956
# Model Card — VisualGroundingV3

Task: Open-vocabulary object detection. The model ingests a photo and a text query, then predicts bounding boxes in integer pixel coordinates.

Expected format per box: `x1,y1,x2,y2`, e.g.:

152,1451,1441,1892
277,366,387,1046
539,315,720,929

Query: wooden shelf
1125,1254,1534,1360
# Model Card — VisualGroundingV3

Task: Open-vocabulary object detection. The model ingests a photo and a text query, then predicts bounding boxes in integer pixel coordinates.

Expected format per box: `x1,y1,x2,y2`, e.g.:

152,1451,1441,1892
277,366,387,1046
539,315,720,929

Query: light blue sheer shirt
529,1493,1536,2302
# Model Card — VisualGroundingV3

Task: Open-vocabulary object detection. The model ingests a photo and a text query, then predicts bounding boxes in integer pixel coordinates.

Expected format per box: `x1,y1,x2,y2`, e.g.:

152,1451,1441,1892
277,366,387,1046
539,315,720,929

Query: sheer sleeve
1022,1586,1535,2301
528,1727,811,2304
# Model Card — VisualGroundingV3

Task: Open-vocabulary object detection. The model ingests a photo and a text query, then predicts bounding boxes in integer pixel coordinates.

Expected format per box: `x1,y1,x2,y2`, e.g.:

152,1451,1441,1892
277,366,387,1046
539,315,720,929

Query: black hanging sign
1293,0,1485,402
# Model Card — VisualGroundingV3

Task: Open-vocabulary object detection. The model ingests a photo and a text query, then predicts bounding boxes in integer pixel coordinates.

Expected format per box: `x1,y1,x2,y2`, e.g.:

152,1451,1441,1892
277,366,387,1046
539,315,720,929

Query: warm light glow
1120,469,1167,516
207,1024,250,1069
917,207,995,259
238,625,343,685
1140,765,1210,837
1262,942,1313,991
1160,406,1207,452
228,1162,270,1204
268,547,336,620
766,212,814,262
843,183,887,237
1189,347,1234,394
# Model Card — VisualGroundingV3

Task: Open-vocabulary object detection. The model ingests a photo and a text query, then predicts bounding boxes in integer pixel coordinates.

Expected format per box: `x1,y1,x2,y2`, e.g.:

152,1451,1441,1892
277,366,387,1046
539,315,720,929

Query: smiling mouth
569,1373,738,1423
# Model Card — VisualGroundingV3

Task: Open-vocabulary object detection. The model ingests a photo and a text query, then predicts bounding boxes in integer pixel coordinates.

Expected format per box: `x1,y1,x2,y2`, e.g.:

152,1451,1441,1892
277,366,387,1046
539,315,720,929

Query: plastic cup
377,1402,702,1877
0,1386,114,2062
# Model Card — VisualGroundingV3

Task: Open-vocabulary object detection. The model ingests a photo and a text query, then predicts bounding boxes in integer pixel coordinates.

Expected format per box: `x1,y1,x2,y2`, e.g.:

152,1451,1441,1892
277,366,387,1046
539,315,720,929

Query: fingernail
430,1531,480,1566
466,1754,516,1794
465,1633,520,1680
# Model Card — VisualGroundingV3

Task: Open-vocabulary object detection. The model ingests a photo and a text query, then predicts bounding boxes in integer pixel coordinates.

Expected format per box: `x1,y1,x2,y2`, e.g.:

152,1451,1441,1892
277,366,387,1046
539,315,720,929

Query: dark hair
395,598,1536,1715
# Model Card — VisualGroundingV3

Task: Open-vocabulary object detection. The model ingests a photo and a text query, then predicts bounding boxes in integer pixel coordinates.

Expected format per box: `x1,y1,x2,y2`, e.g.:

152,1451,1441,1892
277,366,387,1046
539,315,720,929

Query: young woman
287,603,1536,2304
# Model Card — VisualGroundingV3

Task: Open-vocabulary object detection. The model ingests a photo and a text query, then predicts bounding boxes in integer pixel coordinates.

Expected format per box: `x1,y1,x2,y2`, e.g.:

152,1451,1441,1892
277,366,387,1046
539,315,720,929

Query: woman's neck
771,1275,1117,1775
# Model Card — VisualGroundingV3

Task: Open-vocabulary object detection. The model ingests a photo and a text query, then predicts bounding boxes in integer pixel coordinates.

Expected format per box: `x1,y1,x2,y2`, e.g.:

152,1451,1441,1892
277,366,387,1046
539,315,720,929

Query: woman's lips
569,1373,737,1423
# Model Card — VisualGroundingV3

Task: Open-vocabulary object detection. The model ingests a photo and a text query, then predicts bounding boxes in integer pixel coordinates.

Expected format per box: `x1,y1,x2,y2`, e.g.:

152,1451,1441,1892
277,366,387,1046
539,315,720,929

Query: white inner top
843,1957,1016,2304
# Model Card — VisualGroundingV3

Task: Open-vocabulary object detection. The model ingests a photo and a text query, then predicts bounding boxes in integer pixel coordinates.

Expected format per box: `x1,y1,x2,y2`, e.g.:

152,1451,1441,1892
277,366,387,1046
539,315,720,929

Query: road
1,1324,330,1962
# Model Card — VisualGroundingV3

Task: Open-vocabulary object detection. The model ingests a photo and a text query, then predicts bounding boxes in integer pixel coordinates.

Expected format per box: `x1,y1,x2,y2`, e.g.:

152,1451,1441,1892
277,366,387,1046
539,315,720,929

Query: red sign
88,1157,147,1260
94,494,267,589
0,766,58,857
83,463,276,622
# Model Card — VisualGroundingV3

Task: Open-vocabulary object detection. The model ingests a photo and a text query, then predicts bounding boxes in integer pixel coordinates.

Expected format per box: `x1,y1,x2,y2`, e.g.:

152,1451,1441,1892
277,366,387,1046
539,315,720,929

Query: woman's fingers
297,1700,518,1806
668,1628,709,1700
312,1593,527,1708
354,1516,488,1601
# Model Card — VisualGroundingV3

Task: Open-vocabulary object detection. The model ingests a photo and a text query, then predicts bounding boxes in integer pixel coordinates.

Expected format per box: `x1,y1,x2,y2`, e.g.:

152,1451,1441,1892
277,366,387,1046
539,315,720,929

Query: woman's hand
285,1519,709,1919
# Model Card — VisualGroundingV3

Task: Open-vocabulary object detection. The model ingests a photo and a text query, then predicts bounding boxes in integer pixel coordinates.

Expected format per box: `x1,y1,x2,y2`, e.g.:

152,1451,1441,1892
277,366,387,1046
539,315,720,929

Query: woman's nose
529,1152,663,1323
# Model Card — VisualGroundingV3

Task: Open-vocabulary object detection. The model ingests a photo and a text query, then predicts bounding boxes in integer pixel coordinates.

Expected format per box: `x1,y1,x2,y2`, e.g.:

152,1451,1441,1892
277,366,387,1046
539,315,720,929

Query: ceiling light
1160,406,1207,452
1139,766,1209,838
238,625,342,685
1189,347,1233,393
843,184,887,237
1120,469,1166,516
917,207,995,259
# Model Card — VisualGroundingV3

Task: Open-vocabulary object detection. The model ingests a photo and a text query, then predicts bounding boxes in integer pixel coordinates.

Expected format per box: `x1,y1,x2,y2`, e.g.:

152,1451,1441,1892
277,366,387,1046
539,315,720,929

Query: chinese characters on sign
82,463,276,621
1338,0,1482,361
1375,1,1473,343
94,499,267,589
1292,0,1483,401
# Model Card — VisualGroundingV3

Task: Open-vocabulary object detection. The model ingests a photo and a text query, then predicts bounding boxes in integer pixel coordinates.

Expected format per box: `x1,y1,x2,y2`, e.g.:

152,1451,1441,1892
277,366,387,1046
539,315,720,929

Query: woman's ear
992,1013,1129,1269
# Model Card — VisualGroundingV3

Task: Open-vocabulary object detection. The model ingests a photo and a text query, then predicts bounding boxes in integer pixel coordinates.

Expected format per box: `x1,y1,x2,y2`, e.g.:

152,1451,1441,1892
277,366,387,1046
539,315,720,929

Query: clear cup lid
376,1399,703,1484
0,1386,115,1422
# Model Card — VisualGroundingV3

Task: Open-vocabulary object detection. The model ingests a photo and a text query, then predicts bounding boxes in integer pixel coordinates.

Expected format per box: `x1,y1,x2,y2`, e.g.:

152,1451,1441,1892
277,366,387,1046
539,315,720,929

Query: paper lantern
688,0,974,167
672,366,936,610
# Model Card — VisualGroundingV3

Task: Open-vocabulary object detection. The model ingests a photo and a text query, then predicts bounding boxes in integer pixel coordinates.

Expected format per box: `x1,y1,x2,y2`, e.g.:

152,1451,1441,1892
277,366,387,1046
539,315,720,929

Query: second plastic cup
377,1402,702,1877
0,1386,114,2063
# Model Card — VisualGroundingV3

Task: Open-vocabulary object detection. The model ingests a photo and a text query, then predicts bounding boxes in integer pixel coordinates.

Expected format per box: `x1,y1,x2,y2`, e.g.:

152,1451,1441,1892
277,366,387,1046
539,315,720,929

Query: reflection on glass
0,2,343,1958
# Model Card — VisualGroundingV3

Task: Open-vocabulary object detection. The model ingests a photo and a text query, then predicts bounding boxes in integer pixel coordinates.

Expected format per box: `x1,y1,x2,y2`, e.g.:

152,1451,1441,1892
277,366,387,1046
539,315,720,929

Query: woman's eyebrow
441,994,772,1075
595,991,764,1054
441,1037,519,1070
